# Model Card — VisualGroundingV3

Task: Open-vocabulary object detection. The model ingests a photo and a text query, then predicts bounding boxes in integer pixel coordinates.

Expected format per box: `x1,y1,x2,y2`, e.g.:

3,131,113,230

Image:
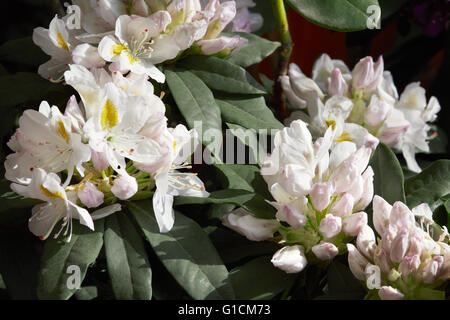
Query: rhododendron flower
347,196,450,300
223,120,374,273
282,54,441,173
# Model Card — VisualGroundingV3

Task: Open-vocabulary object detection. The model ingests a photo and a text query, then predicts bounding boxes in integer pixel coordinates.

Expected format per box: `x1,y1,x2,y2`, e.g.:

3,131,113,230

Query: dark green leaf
104,212,152,300
175,189,276,219
226,32,280,68
217,97,283,130
74,286,98,300
178,56,265,95
369,143,406,204
37,220,104,300
165,70,222,145
287,0,380,32
129,200,235,300
230,256,296,300
326,261,366,299
0,37,47,67
405,160,450,210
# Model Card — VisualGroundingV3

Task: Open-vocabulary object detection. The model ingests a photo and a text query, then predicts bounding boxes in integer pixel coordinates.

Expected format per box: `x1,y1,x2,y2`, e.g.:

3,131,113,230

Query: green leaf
178,56,265,95
74,286,98,300
230,256,296,300
37,220,104,300
405,160,450,210
369,143,406,205
287,0,380,32
0,37,47,67
226,32,280,68
207,227,281,264
217,96,283,130
0,72,71,108
378,0,410,19
214,164,272,199
0,179,42,214
0,231,41,299
226,122,262,166
104,212,152,300
129,200,235,300
325,261,366,299
165,70,222,145
175,189,276,219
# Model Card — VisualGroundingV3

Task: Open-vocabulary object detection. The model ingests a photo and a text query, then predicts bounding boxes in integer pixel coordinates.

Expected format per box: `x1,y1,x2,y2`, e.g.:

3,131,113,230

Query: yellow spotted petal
56,119,70,143
101,99,119,130
56,32,69,51
40,185,65,200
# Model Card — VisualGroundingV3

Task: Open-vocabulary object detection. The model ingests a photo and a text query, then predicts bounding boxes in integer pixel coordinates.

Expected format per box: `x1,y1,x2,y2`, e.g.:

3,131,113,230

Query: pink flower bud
398,255,421,276
91,148,109,171
310,182,334,211
312,241,339,261
343,212,367,236
222,209,280,241
378,286,404,300
365,94,392,127
330,193,354,217
271,245,308,274
276,204,306,229
347,243,369,281
353,57,374,89
356,225,376,260
406,231,424,257
390,201,415,231
328,68,348,96
111,175,138,200
319,214,342,239
77,182,104,208
354,166,374,211
374,248,392,274
372,195,392,236
421,256,444,284
390,230,410,263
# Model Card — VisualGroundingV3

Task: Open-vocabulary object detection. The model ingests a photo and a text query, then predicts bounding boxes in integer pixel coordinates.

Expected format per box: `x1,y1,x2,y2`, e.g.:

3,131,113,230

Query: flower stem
271,0,293,121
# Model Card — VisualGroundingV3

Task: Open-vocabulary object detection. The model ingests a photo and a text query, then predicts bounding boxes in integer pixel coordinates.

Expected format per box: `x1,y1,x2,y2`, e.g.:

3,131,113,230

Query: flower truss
33,0,250,82
281,54,441,173
347,196,449,300
223,119,376,273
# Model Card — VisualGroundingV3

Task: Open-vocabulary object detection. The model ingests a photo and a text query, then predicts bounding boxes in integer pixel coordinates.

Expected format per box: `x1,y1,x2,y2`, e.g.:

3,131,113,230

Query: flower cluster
281,54,441,173
33,0,250,82
2,1,253,241
223,119,375,273
347,196,450,300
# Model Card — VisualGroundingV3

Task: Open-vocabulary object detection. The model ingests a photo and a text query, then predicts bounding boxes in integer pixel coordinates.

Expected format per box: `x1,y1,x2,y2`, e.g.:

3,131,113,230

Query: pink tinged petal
367,56,384,90
398,254,421,275
421,256,444,284
331,193,354,217
72,43,106,69
389,230,410,263
406,231,424,257
347,243,369,281
352,56,374,89
328,68,348,96
281,75,307,110
197,35,247,55
319,214,342,239
153,187,175,233
390,201,415,231
312,241,339,261
374,248,392,274
28,203,63,240
356,225,376,260
222,209,280,241
365,94,392,127
77,182,104,208
271,245,308,274
276,204,306,229
354,166,374,211
378,286,404,300
310,182,334,212
343,211,368,237
91,148,109,171
372,195,392,236
111,175,138,200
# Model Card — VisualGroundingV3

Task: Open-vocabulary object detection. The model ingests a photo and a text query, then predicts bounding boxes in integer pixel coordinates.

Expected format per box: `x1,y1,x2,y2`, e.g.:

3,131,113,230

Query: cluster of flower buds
347,196,450,300
223,119,375,273
33,0,251,82
281,54,441,173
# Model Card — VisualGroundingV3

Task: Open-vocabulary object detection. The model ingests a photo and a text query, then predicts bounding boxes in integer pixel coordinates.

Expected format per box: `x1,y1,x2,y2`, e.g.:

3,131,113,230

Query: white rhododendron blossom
33,0,247,81
282,54,441,173
3,70,208,240
347,196,450,300
222,119,376,273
